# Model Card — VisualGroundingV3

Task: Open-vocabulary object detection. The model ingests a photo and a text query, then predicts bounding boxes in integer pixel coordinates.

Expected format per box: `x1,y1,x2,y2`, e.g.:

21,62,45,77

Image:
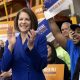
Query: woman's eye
18,18,30,21
18,18,23,20
25,18,30,21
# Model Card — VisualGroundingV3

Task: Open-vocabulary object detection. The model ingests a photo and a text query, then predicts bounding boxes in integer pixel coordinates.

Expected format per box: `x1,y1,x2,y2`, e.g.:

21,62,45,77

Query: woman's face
18,12,31,33
69,28,80,44
47,45,52,58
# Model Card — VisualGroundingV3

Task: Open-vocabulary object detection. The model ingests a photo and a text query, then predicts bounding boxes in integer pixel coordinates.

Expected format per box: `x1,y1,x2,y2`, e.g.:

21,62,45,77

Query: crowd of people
0,4,80,80
47,41,70,80
48,17,80,80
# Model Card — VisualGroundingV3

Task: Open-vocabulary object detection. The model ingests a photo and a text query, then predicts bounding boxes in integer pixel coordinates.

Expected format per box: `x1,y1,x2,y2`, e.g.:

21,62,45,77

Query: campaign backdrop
44,0,72,19
0,21,14,42
43,64,64,80
32,4,55,41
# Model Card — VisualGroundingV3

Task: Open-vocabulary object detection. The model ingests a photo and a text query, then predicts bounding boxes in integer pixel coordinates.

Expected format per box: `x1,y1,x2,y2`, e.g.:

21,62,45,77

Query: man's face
70,28,80,44
61,24,70,39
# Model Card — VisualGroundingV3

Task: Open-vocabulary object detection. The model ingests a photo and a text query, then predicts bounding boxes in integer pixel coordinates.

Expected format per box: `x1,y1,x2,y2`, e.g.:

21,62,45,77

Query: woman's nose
22,20,26,23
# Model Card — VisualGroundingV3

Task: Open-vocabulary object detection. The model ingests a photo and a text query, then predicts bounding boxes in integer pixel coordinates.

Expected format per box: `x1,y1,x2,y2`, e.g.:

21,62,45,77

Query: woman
47,42,70,80
0,40,4,74
1,8,48,80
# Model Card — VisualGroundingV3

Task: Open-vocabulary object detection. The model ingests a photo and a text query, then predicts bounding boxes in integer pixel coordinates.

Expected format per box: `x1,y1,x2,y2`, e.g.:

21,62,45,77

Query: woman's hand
7,26,16,53
0,71,12,78
26,29,36,50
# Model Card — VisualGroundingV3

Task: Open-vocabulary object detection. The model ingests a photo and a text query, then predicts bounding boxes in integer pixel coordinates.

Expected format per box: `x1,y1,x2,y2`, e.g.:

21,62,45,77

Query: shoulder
56,58,69,69
56,58,66,64
66,39,73,45
66,39,74,53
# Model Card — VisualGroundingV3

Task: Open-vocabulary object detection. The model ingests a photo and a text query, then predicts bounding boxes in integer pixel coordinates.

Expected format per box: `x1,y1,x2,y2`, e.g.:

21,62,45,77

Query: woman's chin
21,31,28,34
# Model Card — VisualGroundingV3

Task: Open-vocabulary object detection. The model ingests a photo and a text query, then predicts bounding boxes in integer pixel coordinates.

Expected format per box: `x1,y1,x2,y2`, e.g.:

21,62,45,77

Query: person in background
48,17,80,80
0,40,4,59
69,24,80,45
0,40,12,80
53,22,71,70
53,39,71,70
1,8,47,80
0,40,4,74
47,41,70,80
61,22,71,39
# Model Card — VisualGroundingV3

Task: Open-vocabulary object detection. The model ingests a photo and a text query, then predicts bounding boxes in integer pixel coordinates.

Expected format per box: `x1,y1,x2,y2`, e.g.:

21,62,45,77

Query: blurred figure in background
0,40,4,59
48,17,80,80
61,22,71,39
53,39,71,70
55,22,71,70
47,41,70,80
0,40,12,80
0,40,4,74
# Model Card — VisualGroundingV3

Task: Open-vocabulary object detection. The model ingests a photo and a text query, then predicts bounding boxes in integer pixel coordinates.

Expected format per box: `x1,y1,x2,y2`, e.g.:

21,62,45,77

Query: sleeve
27,34,48,71
1,41,13,71
66,39,73,55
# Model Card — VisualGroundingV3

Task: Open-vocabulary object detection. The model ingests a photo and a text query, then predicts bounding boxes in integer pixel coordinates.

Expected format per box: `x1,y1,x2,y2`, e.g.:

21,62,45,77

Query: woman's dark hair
14,7,38,31
47,42,57,63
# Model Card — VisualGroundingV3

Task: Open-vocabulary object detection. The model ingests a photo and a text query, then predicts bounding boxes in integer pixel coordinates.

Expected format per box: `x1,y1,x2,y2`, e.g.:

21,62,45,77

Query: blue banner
44,0,58,8
44,0,72,19
37,19,51,36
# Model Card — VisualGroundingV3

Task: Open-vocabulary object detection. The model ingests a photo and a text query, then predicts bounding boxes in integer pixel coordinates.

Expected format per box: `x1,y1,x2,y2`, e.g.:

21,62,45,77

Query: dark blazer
1,34,48,80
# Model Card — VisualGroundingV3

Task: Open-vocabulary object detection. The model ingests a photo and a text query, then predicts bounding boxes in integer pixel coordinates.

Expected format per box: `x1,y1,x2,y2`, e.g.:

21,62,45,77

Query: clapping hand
7,26,16,53
26,29,36,50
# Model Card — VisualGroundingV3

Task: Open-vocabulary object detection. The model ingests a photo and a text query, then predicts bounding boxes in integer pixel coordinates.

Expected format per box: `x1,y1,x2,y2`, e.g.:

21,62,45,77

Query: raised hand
26,29,36,50
7,26,16,53
69,30,79,44
69,30,74,40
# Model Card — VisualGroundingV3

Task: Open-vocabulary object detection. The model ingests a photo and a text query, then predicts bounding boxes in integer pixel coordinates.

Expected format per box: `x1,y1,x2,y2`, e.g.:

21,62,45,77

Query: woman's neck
20,33,27,44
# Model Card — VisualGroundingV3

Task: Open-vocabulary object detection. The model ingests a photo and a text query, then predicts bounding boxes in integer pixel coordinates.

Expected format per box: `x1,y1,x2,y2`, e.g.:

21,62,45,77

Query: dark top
47,42,70,80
